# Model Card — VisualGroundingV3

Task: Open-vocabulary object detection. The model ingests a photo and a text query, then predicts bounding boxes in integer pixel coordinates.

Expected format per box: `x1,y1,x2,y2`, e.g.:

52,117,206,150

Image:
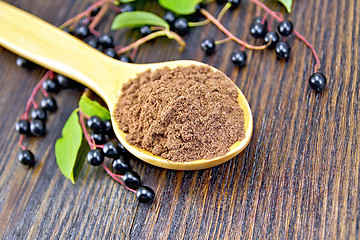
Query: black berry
87,149,104,166
18,149,35,166
42,78,60,94
40,97,57,112
228,0,241,10
16,57,36,70
121,4,134,12
87,116,105,133
98,34,114,49
30,119,46,137
117,141,132,158
174,18,189,36
252,16,263,24
140,26,152,37
85,37,99,49
118,55,132,63
112,157,131,174
163,11,176,26
264,31,279,49
73,25,89,39
123,171,141,190
251,17,267,31
87,4,101,16
103,142,120,159
31,108,47,121
103,120,115,138
91,133,107,144
15,120,30,135
231,51,247,67
136,186,155,203
201,38,216,55
104,48,117,59
278,20,293,37
275,41,291,59
250,21,267,38
309,72,326,92
56,74,72,89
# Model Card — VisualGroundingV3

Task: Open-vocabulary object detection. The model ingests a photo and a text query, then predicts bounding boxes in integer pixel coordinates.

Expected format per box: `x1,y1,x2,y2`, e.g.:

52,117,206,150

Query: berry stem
249,0,321,72
249,0,283,21
31,99,38,109
40,86,49,97
217,2,231,22
79,111,96,149
116,30,186,55
268,16,273,31
21,71,51,119
59,0,113,29
293,30,321,72
110,5,122,13
214,37,231,45
199,8,270,50
89,2,111,37
188,19,210,27
261,12,269,24
19,135,26,151
130,47,138,60
101,163,137,193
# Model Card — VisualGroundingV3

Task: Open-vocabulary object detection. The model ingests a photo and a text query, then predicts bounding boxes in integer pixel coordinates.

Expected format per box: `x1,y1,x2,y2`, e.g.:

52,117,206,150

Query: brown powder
114,65,245,162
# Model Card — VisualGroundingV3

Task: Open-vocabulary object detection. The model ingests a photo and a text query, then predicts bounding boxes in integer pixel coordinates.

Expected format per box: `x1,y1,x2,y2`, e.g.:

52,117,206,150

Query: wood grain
0,0,359,239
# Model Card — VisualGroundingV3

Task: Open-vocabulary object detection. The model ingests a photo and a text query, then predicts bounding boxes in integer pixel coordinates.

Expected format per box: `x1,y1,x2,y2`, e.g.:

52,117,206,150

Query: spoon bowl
0,2,253,170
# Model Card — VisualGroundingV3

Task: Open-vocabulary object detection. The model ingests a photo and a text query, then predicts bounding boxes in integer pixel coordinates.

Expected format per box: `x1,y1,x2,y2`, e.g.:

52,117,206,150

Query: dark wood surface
0,0,359,239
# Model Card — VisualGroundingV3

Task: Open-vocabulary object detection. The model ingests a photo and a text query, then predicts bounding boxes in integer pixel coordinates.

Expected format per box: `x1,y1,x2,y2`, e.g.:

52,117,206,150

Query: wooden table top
0,0,359,239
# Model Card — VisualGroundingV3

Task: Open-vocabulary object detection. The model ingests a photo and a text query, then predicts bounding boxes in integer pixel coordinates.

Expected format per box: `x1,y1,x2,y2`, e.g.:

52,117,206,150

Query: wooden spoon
0,2,253,170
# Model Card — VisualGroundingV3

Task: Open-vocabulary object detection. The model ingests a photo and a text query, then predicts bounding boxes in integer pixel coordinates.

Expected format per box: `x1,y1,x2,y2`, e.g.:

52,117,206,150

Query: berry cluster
63,4,133,62
84,115,155,203
194,0,326,92
15,70,76,166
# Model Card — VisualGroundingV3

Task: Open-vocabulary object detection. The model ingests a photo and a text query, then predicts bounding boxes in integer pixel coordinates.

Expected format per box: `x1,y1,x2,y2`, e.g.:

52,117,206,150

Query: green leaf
111,11,170,31
120,0,135,3
158,0,202,15
72,136,90,181
79,95,111,120
55,110,84,184
278,0,292,12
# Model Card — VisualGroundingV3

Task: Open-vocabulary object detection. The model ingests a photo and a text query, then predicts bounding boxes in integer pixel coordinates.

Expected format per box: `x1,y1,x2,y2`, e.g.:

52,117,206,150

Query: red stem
89,3,110,38
31,99,38,109
60,0,112,29
19,135,26,150
130,47,138,60
21,71,51,119
111,5,122,13
79,111,96,149
249,0,283,21
268,16,273,31
293,30,321,72
40,87,49,97
261,12,269,24
101,163,137,193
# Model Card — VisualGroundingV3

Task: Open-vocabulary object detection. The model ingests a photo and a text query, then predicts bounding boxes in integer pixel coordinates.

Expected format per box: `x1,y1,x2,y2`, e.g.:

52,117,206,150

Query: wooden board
0,0,359,239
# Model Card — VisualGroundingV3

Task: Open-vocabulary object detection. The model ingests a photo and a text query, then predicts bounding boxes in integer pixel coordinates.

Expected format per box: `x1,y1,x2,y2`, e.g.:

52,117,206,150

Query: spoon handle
0,2,121,101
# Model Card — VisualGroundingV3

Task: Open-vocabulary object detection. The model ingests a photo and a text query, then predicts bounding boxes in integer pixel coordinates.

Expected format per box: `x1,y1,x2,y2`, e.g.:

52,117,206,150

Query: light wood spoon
0,1,253,170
